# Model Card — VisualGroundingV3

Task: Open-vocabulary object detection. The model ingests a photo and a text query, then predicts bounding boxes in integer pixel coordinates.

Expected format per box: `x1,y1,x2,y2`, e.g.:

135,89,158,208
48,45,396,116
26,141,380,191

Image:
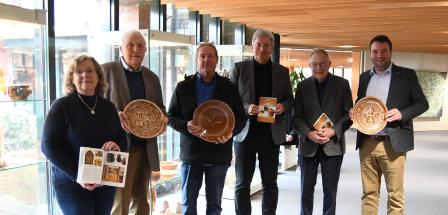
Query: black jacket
167,73,246,165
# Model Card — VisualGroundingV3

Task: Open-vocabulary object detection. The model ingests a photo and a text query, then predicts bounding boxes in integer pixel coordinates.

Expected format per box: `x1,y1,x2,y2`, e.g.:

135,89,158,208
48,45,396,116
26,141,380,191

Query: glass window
245,27,257,46
200,14,210,42
54,0,110,98
222,21,236,45
0,15,48,215
119,0,139,31
166,4,190,35
0,0,42,9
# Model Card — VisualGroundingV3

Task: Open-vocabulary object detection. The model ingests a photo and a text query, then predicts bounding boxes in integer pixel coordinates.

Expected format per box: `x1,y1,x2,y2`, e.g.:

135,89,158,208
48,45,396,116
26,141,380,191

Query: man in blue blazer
292,49,353,215
230,29,294,215
350,35,428,215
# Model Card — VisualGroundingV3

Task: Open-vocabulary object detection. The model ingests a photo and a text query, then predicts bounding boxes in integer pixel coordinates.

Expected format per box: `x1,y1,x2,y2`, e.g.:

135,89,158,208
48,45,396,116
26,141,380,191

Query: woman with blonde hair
42,55,126,215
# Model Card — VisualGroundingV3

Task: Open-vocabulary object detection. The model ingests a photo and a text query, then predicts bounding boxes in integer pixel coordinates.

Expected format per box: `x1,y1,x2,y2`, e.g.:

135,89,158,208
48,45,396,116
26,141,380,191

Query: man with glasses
167,42,246,214
292,49,353,215
230,29,293,215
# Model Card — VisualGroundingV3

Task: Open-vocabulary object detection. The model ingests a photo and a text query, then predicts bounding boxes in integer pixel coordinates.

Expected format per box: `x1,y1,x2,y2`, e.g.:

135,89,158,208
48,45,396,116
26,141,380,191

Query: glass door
0,3,49,214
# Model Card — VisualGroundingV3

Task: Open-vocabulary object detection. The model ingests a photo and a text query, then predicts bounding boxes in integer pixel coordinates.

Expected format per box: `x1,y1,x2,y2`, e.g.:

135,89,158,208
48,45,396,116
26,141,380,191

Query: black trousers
300,146,343,215
234,138,280,215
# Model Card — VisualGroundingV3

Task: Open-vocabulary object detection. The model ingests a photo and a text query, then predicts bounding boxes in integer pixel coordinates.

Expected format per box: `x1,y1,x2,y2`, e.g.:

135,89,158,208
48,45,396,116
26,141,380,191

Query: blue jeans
181,162,229,215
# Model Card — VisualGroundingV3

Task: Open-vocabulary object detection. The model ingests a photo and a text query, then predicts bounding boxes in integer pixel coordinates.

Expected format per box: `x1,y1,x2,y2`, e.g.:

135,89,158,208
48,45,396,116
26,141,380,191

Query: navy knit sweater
41,92,126,182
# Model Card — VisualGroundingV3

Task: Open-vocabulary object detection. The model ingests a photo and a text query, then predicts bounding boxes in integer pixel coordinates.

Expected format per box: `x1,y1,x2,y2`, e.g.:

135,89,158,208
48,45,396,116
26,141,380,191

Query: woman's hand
102,141,120,152
79,183,102,191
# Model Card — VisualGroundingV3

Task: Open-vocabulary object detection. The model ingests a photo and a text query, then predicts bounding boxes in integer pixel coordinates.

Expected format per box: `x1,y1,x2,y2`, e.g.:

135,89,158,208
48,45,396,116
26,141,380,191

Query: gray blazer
356,64,428,153
230,59,294,145
292,73,353,157
102,61,165,171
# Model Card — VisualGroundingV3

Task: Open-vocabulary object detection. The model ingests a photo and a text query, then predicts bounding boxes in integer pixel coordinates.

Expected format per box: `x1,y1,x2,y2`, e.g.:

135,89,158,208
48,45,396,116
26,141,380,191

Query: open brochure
257,97,277,124
76,147,129,188
313,113,334,130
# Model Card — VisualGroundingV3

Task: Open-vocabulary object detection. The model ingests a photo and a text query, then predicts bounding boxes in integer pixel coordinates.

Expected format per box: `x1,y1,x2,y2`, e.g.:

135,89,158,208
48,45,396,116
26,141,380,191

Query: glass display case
0,3,49,214
215,45,252,78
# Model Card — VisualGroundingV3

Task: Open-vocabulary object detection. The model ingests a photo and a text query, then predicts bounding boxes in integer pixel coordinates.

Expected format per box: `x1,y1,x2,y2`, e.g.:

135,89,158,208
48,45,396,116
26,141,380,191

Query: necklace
77,93,97,115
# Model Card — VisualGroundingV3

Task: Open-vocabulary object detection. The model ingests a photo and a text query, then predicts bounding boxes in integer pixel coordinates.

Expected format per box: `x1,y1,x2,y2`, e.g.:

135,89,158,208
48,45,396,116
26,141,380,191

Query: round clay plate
123,99,166,139
353,96,388,135
192,100,235,143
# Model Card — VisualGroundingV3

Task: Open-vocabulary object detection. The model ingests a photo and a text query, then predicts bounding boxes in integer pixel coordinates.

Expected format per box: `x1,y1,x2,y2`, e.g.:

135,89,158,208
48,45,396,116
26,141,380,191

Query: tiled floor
197,129,448,215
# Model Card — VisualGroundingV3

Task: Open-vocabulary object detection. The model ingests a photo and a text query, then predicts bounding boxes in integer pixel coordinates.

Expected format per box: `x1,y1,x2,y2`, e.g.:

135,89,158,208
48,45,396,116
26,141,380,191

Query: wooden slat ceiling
162,0,448,53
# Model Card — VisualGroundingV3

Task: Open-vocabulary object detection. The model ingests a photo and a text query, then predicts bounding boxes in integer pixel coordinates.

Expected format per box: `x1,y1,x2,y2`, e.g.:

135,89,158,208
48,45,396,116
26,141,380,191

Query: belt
367,135,389,142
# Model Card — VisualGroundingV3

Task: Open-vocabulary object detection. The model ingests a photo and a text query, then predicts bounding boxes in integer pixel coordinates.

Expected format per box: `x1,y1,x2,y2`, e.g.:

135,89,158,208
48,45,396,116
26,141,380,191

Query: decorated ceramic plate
192,100,235,143
123,99,166,139
353,96,388,135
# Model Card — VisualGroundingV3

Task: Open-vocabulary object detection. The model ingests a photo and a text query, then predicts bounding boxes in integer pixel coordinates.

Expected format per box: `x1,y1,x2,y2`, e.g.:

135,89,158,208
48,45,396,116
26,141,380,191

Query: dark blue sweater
41,92,126,182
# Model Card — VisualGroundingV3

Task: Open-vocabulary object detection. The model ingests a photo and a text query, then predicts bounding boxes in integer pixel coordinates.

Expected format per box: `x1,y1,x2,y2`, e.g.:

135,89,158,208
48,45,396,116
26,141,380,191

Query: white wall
364,51,448,131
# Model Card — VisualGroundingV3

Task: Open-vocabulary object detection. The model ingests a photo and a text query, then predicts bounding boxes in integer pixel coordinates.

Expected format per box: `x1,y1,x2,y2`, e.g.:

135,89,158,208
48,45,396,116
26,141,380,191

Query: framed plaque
353,96,388,135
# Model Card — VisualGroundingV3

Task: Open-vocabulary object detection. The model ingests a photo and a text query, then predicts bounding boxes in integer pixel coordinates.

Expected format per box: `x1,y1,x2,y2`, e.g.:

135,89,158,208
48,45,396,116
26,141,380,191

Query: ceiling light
338,45,356,48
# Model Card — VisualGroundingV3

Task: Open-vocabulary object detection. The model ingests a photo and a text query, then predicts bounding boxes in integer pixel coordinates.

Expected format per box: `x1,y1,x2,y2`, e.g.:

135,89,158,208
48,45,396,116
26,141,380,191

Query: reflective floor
196,129,448,215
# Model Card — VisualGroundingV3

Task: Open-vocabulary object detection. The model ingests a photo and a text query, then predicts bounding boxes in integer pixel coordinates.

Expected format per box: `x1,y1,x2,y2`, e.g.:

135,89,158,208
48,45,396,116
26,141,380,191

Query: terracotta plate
192,100,235,143
353,96,388,135
123,99,166,139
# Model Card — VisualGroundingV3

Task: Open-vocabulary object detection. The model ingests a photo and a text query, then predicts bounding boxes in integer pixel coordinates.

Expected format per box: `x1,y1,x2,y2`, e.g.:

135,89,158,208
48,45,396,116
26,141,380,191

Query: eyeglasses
196,41,216,50
310,61,330,68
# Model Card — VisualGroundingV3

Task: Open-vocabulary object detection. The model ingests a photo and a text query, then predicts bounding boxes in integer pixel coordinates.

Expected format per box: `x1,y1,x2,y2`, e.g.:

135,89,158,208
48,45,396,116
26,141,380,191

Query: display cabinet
0,3,49,214
215,45,252,78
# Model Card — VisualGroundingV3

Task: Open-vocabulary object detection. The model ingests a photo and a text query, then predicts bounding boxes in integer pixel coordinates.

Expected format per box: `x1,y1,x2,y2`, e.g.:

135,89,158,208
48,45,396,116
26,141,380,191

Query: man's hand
118,111,130,133
101,141,121,152
386,108,402,122
286,134,293,142
274,103,285,115
215,133,233,144
248,104,260,115
187,120,203,137
307,130,330,144
319,128,336,139
348,108,354,121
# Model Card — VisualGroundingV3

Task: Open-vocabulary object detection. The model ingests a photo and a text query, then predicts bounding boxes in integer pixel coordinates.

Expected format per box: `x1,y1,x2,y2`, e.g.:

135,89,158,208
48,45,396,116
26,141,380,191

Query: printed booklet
313,113,334,130
257,97,277,124
77,147,129,187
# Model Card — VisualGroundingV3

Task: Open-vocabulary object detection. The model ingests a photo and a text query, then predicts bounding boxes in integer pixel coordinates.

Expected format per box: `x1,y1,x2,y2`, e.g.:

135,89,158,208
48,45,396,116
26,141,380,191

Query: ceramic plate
192,100,235,143
353,96,388,135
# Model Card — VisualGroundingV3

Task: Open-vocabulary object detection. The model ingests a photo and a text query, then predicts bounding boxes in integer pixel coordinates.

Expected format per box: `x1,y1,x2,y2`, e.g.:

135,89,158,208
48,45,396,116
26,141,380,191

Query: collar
370,63,392,76
196,72,217,85
120,57,142,72
313,72,331,84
